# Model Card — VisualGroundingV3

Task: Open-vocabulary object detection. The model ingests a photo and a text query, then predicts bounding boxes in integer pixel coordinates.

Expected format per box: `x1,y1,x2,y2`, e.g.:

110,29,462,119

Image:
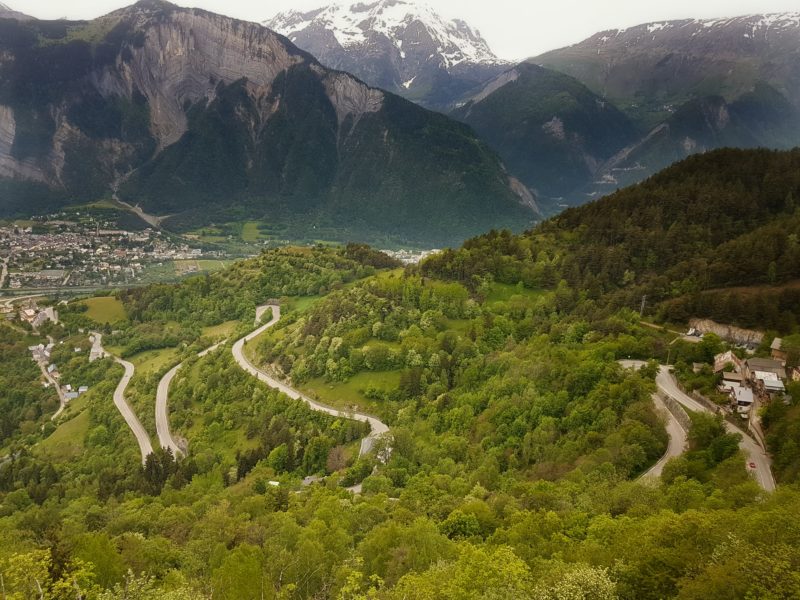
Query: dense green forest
3,149,800,598
0,326,58,447
422,148,800,331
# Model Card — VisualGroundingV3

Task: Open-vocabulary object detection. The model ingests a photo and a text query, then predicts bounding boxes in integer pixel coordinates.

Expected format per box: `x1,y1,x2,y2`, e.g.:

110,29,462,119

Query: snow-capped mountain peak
266,1,503,69
264,1,508,110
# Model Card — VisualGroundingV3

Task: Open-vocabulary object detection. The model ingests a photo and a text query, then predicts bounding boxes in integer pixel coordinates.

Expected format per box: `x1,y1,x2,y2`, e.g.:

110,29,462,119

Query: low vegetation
3,150,800,598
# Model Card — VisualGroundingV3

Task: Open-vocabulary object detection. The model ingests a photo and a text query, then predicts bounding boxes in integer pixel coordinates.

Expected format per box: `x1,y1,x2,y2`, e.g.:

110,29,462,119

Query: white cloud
18,0,800,59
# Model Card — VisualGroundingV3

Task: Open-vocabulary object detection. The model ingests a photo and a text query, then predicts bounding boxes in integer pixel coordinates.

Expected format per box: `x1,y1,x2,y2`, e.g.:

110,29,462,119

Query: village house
714,350,743,374
744,358,786,382
771,338,788,364
46,364,60,379
722,372,744,385
19,307,37,323
730,386,755,415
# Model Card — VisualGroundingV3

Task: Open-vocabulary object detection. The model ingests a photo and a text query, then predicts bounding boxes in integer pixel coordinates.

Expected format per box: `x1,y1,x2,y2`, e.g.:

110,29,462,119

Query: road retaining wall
657,391,693,431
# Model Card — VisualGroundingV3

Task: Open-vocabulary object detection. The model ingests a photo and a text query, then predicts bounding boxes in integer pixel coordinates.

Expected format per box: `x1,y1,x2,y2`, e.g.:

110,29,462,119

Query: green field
200,260,235,270
127,346,181,373
69,199,118,210
241,221,261,242
39,408,89,460
302,371,400,415
202,320,239,340
174,259,235,275
286,295,323,314
81,296,126,324
485,282,546,304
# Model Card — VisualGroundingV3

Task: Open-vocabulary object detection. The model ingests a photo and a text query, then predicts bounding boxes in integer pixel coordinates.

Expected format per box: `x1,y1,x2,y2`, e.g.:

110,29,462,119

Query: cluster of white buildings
714,348,794,418
381,248,440,265
1,221,209,290
29,342,90,403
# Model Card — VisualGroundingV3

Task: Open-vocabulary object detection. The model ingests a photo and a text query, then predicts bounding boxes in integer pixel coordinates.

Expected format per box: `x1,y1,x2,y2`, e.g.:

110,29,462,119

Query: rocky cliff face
265,1,509,110
690,318,764,347
0,1,535,245
0,106,44,181
94,5,309,148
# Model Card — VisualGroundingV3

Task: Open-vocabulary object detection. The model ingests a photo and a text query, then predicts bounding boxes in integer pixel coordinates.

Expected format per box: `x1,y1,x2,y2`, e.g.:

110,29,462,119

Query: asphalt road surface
155,342,224,456
232,305,390,457
619,360,775,491
93,333,154,464
643,392,688,479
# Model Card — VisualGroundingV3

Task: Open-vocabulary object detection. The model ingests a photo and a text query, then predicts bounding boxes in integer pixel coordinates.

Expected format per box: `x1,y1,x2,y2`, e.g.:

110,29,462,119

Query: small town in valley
0,214,226,292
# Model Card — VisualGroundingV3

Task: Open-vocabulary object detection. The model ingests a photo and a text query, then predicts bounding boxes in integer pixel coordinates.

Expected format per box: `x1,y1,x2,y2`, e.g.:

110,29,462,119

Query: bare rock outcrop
102,9,306,148
0,106,46,182
322,70,384,129
690,318,764,346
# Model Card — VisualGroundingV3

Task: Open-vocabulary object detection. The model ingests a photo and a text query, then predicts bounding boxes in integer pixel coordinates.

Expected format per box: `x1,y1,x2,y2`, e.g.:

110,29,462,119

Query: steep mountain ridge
452,63,639,205
0,0,536,244
592,84,800,195
0,2,33,20
460,12,800,208
265,1,509,110
534,12,800,127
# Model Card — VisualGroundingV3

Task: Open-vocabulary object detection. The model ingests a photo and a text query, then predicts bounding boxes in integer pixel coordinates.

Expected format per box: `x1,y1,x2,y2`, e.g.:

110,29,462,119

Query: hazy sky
18,0,800,59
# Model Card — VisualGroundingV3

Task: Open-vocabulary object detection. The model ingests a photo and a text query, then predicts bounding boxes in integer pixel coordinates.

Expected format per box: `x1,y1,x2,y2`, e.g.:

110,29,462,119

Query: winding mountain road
620,360,775,491
93,333,154,464
619,361,688,479
155,342,224,456
643,392,688,479
656,365,775,491
156,364,186,456
43,363,68,421
232,305,390,457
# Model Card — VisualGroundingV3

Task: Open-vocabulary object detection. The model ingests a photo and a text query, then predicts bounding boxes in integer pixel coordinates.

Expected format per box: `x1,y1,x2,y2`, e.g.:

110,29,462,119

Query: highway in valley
232,305,390,458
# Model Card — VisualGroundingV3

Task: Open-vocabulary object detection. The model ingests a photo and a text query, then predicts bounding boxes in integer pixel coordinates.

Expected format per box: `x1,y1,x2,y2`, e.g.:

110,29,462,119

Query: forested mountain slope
2,199,800,597
463,13,800,206
452,62,639,203
422,148,800,331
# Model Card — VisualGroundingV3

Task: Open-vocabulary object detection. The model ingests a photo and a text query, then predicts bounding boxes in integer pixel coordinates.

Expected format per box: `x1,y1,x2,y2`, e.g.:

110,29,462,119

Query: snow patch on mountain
594,12,800,44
